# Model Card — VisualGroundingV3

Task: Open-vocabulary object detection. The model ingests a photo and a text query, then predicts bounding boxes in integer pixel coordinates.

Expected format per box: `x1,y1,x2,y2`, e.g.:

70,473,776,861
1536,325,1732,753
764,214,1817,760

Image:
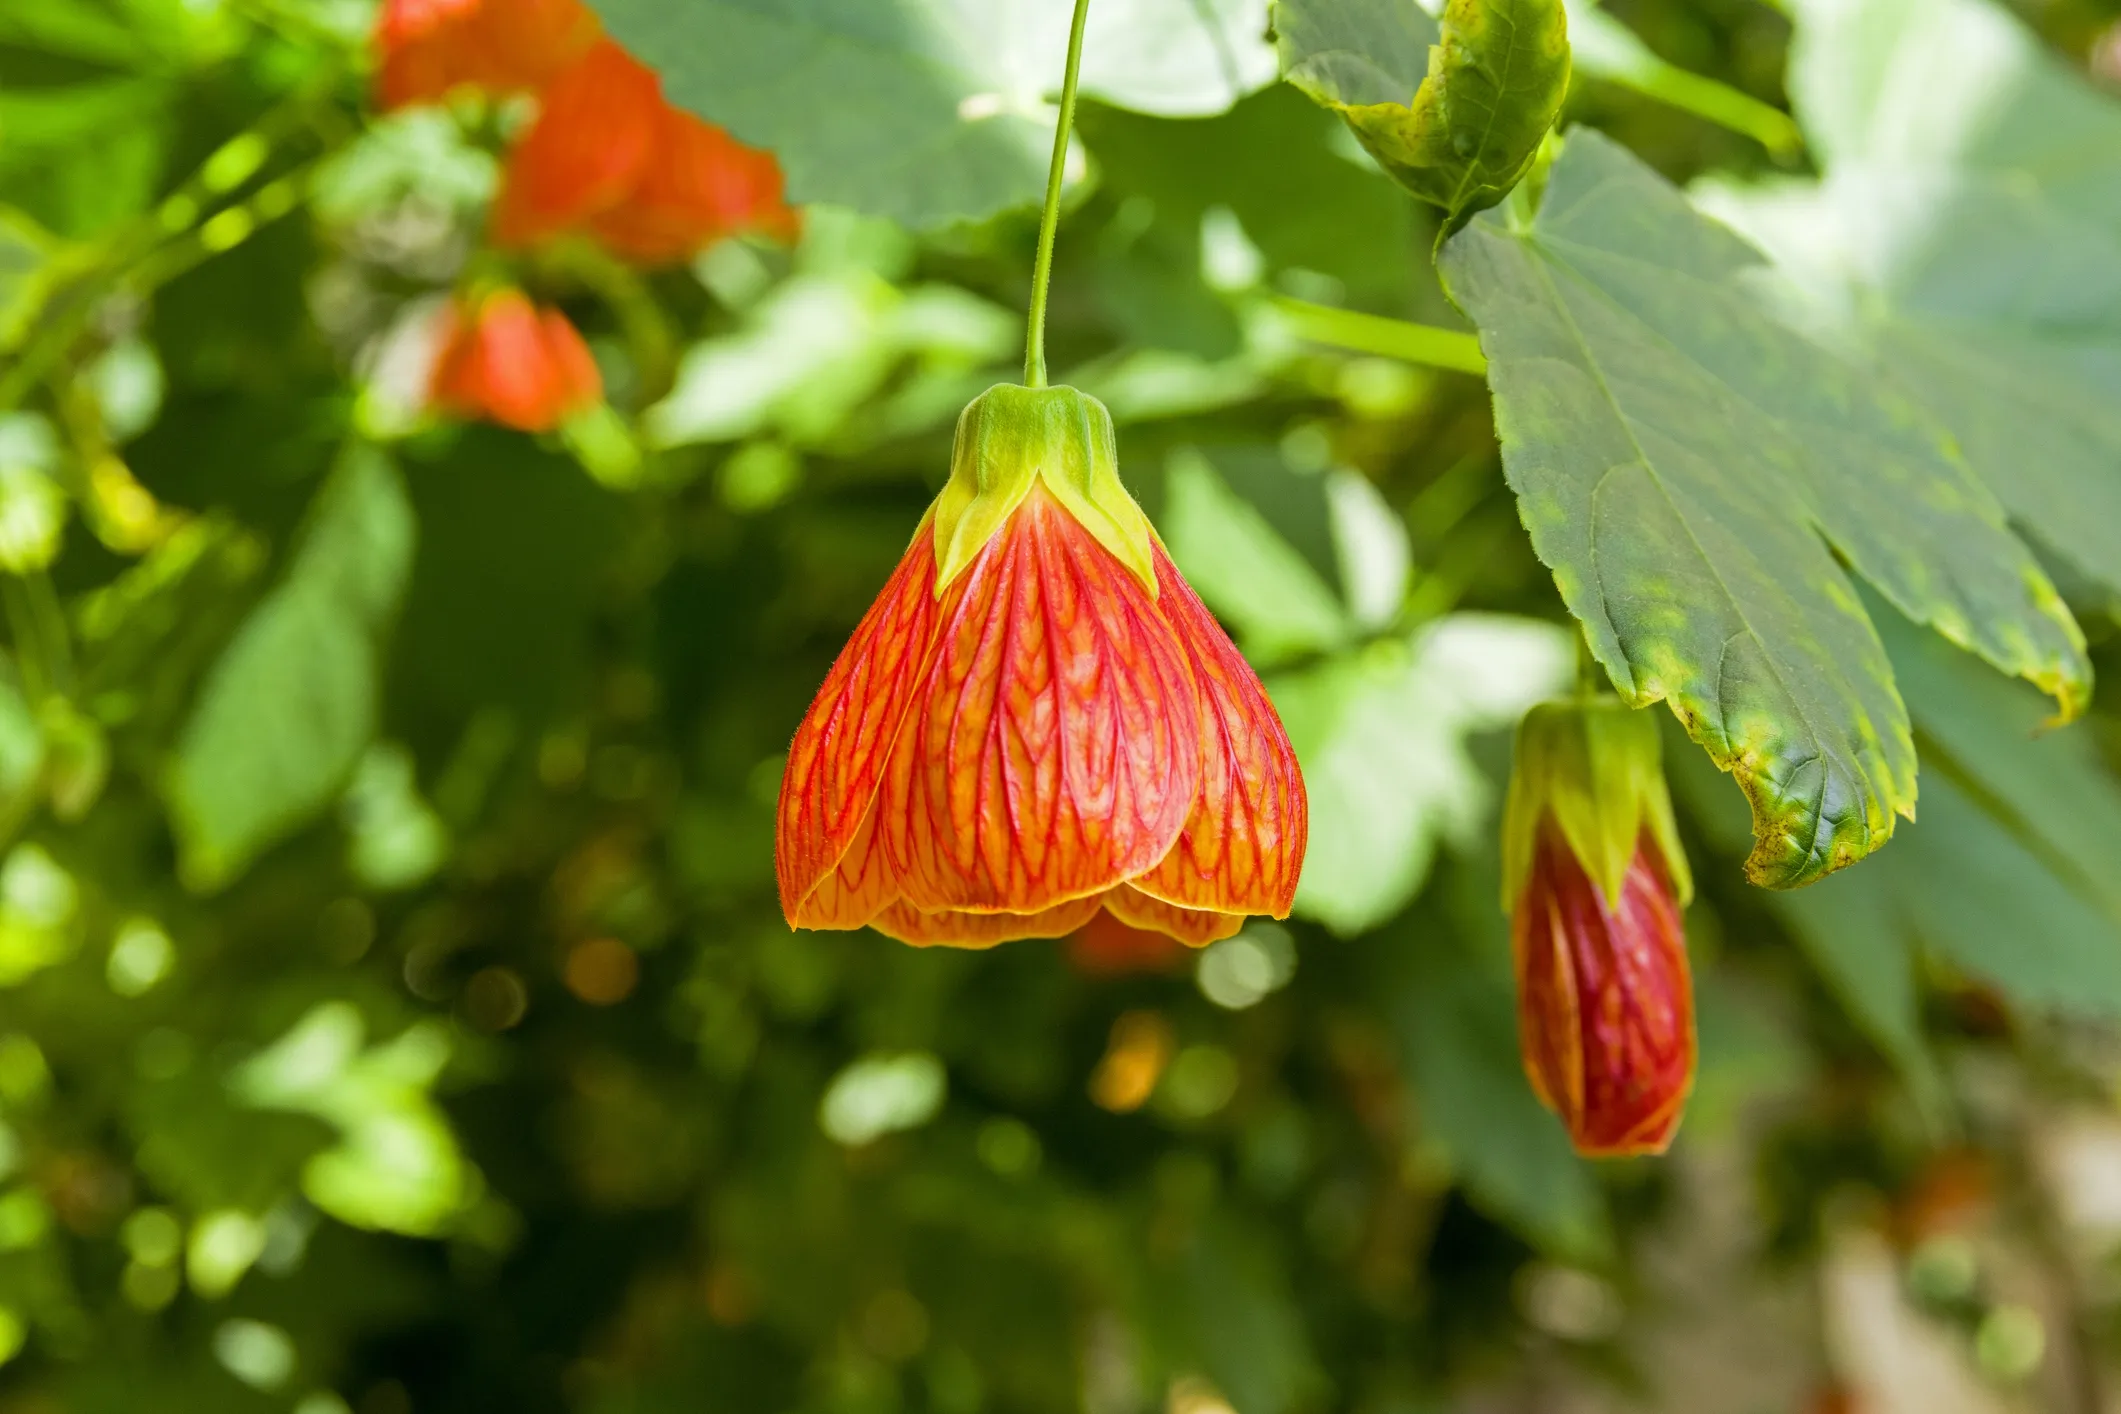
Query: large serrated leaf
1438,130,2088,888
1272,0,1569,228
1694,0,2121,604
584,0,1276,229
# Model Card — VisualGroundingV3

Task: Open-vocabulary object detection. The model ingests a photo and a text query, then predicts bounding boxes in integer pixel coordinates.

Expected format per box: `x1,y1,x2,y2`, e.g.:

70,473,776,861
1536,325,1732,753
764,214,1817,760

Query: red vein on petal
1128,547,1307,918
880,488,1199,913
777,527,941,924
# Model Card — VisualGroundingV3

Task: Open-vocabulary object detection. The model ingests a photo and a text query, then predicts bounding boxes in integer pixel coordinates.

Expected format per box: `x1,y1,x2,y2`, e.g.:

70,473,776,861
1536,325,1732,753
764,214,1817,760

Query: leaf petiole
1272,297,1489,377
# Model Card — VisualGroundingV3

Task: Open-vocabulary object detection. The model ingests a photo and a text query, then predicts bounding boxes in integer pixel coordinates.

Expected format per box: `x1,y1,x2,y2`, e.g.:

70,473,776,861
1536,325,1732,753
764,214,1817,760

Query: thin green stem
1023,0,1094,389
1272,296,1489,377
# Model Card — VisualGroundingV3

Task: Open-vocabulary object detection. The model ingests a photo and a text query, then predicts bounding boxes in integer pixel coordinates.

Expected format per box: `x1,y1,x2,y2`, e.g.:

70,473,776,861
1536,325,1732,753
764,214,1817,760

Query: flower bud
1503,697,1694,1157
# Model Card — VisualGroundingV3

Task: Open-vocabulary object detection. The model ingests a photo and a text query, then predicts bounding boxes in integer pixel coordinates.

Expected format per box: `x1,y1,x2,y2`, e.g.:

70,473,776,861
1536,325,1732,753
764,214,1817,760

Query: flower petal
871,893,1107,949
777,526,942,924
491,39,661,248
786,804,897,930
1127,547,1307,918
1104,885,1244,947
877,488,1201,914
588,104,797,266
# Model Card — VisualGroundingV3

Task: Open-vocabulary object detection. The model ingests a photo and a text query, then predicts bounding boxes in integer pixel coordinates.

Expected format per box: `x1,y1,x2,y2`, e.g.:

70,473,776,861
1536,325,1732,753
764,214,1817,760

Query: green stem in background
1617,64,1803,157
1273,296,1489,377
1022,0,1094,389
1570,5,1803,159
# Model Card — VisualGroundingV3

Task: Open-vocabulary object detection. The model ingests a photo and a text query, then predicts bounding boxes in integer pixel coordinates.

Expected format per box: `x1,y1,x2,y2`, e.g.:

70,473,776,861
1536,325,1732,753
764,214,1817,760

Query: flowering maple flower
429,288,602,433
776,384,1306,949
374,0,599,110
492,39,796,263
1502,697,1695,1157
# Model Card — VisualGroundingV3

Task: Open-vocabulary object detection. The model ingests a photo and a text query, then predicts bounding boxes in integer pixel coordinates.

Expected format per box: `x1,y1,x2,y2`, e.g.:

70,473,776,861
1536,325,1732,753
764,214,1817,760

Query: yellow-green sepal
1501,695,1693,912
930,383,1159,597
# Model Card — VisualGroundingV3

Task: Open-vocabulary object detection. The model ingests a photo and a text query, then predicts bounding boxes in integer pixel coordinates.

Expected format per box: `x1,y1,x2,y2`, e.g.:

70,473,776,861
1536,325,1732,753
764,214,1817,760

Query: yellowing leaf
1439,130,2088,887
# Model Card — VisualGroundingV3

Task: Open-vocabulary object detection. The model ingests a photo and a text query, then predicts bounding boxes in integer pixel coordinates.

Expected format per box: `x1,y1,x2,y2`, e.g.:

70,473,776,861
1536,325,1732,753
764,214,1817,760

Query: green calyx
929,383,1159,597
1501,695,1693,913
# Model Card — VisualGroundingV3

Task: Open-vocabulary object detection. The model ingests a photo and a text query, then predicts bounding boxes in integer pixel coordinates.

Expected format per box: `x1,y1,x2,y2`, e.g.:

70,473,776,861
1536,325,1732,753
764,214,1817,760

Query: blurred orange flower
374,0,599,110
429,288,601,433
776,385,1306,949
493,40,797,264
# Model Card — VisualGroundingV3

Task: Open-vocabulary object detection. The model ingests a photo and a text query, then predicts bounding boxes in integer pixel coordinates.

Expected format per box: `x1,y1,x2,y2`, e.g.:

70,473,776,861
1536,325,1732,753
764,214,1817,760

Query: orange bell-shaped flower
429,287,602,433
492,39,796,264
374,0,599,110
1503,698,1695,1157
777,384,1306,949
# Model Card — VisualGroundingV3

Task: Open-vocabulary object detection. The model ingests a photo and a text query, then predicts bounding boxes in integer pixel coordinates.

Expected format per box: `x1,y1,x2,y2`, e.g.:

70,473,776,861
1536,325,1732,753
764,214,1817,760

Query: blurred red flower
492,40,797,264
374,0,599,110
1067,910,1192,977
429,288,601,433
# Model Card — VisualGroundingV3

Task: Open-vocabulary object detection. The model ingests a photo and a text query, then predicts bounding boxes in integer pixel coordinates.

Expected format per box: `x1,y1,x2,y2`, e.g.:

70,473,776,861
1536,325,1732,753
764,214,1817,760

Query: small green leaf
166,448,414,891
1438,129,2088,888
585,0,1276,229
1273,0,1570,228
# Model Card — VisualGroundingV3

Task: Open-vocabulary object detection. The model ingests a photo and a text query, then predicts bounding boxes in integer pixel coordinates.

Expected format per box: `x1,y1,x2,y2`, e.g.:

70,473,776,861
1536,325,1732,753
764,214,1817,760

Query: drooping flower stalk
774,0,1306,948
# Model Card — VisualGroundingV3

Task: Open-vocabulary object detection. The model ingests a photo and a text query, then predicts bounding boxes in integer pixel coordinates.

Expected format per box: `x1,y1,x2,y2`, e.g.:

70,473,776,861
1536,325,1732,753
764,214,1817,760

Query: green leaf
1717,610,2121,1060
1437,129,2088,889
1695,0,2121,604
166,448,414,891
1386,882,1608,1258
0,78,171,237
1160,448,1353,660
1664,729,1939,1100
584,0,1276,229
1162,1216,1319,1414
1272,614,1571,934
1273,0,1570,228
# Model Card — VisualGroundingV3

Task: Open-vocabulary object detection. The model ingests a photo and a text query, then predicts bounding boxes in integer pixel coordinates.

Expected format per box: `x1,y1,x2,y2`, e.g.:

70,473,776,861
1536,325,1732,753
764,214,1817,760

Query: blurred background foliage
1,0,2120,1412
